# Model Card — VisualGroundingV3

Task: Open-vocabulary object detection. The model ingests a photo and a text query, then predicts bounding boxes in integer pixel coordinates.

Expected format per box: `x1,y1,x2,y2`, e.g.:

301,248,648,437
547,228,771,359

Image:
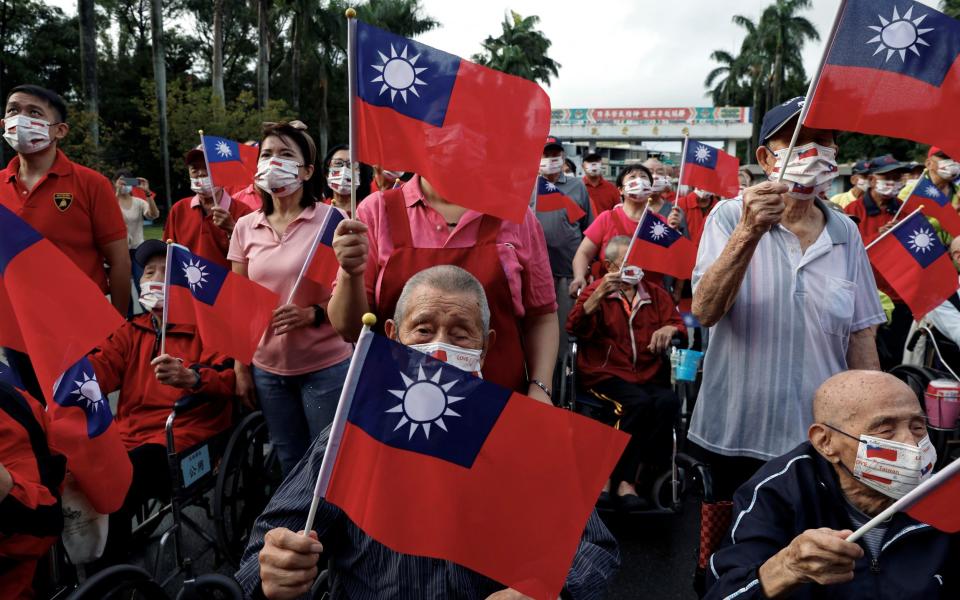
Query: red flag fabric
0,205,124,406
867,211,958,319
805,0,960,159
202,135,259,189
352,20,550,224
534,176,586,223
319,333,628,599
904,458,960,533
166,243,278,364
901,174,960,237
626,210,698,280
680,140,740,198
303,207,347,288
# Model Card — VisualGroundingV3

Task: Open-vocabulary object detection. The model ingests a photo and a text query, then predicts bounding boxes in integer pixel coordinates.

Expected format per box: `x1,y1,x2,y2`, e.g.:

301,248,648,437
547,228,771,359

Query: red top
88,313,235,451
163,191,252,267
228,183,263,210
566,277,685,388
677,191,718,246
582,176,621,217
0,150,126,292
845,192,902,302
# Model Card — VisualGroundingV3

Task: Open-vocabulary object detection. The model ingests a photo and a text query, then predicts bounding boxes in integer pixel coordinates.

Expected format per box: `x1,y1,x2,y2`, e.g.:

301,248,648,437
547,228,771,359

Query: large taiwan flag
805,0,960,159
351,19,551,224
201,134,259,189
314,332,628,599
680,140,739,198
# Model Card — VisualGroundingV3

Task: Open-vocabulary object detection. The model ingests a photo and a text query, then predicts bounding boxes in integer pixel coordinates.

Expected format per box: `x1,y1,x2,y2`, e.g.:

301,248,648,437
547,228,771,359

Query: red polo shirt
582,175,621,217
162,191,252,267
677,191,718,246
0,150,126,292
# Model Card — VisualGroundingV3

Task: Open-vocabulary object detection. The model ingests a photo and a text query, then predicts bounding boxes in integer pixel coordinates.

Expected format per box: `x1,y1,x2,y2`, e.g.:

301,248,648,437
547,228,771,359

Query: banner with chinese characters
551,107,751,125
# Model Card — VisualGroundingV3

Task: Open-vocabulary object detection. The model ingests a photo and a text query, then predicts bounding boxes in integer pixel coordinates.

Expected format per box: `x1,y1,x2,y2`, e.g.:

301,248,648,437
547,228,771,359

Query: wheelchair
63,563,243,600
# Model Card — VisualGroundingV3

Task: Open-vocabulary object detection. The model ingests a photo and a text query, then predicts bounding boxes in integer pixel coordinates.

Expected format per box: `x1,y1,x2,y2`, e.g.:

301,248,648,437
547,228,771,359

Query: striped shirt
235,428,620,599
689,199,885,460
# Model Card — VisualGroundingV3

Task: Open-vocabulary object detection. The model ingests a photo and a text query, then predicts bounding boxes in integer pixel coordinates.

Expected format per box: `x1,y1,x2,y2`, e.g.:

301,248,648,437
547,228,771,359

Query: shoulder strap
382,188,413,249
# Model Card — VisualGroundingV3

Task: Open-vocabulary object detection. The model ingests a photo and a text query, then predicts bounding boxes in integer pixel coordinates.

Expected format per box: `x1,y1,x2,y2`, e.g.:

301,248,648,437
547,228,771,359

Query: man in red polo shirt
581,152,620,217
163,146,252,267
1,85,130,314
677,187,720,247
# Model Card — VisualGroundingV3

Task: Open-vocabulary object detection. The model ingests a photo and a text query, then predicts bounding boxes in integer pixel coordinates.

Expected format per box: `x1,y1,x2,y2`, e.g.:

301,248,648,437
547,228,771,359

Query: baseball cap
759,96,804,144
544,136,564,153
184,145,205,167
134,239,167,267
851,160,871,175
928,146,948,158
867,155,907,174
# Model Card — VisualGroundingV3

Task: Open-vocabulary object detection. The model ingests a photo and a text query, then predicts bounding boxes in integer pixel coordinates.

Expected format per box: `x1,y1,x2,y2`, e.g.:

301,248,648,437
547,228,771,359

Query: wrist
758,553,800,599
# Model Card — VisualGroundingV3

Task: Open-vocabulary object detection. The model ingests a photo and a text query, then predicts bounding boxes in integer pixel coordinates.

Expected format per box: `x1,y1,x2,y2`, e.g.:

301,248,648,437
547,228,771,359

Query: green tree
472,11,560,85
704,50,748,106
942,0,960,18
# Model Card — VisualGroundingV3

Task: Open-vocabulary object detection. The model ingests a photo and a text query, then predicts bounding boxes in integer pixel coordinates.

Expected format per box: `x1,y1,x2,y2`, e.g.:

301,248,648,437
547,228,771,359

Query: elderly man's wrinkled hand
259,528,324,600
583,272,620,315
740,181,788,236
210,206,235,232
151,354,199,389
484,588,534,600
760,528,863,597
333,219,369,278
648,325,678,354
667,206,683,230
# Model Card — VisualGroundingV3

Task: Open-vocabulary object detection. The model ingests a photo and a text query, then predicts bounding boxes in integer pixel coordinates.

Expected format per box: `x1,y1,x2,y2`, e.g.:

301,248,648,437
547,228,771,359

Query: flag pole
891,169,929,222
346,8,359,218
775,0,847,184
865,205,924,252
674,131,689,197
197,130,216,201
159,240,174,356
847,455,960,543
620,205,651,271
285,208,334,305
303,312,377,536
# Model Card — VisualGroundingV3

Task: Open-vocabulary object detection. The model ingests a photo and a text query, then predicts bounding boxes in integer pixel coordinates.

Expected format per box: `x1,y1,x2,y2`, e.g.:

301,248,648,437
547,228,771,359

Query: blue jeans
252,359,350,475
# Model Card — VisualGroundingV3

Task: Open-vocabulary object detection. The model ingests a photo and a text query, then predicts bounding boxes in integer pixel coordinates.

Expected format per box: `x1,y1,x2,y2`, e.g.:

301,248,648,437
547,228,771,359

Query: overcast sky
46,0,943,107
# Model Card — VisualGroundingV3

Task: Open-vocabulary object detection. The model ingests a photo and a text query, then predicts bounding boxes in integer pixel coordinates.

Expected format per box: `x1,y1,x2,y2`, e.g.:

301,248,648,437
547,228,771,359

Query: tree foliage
473,11,560,85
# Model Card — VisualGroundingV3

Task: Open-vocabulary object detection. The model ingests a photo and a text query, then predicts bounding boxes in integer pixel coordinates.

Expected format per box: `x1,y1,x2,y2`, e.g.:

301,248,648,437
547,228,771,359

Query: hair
583,152,602,163
258,121,320,215
563,158,577,175
604,235,632,262
113,169,133,181
7,84,68,123
616,164,653,188
394,265,491,334
320,144,372,201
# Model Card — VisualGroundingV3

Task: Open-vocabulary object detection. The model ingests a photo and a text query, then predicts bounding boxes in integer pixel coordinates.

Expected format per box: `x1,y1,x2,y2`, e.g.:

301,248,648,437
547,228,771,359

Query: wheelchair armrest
173,394,208,415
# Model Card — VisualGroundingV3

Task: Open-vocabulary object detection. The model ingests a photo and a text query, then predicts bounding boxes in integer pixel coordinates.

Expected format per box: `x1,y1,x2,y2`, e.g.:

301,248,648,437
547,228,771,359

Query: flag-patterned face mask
768,142,839,201
583,162,602,176
623,177,653,200
255,157,303,197
2,114,53,154
827,424,937,499
539,157,563,175
936,159,960,181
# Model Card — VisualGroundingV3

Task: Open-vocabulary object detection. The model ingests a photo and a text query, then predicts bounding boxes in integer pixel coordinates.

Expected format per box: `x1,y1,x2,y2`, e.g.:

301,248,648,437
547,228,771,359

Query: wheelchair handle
172,394,209,415
906,328,926,352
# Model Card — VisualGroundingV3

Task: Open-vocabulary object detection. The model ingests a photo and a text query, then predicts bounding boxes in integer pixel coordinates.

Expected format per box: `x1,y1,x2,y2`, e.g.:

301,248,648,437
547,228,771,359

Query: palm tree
149,0,172,210
704,49,742,106
256,0,270,109
212,0,225,109
78,0,99,148
472,11,560,85
758,0,819,104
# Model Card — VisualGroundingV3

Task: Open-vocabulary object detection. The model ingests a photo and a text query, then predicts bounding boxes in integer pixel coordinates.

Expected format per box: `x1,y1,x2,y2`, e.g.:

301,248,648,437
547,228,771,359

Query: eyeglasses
330,159,352,168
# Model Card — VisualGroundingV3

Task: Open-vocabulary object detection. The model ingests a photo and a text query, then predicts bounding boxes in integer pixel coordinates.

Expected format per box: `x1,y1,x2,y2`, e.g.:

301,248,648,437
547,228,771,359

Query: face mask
190,176,215,196
623,178,653,199
619,265,644,285
409,341,483,377
326,166,354,195
255,157,303,197
120,184,133,195
584,162,602,176
3,114,53,154
873,180,903,198
829,425,937,499
139,281,164,311
539,156,563,175
769,142,839,201
903,178,919,188
651,175,672,192
936,159,960,181
855,179,870,192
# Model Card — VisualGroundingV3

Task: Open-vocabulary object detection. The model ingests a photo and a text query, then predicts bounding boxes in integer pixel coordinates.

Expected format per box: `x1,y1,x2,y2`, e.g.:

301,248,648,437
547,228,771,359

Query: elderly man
643,157,676,202
706,371,958,599
899,146,960,209
567,236,684,510
691,96,886,499
237,265,618,600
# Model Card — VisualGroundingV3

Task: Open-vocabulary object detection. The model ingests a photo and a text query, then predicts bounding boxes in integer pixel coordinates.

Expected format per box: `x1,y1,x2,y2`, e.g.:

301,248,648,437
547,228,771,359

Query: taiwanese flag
867,211,958,319
865,443,899,461
46,357,132,514
902,174,960,236
0,205,124,406
352,19,551,224
680,140,739,198
201,135,259,189
534,176,586,223
316,333,628,599
165,244,278,364
903,456,960,533
626,210,698,280
805,0,960,159
303,206,346,289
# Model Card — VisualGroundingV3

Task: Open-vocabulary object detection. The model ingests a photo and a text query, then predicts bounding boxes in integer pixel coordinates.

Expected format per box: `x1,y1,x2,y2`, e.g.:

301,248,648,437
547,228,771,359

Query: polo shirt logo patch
53,193,73,212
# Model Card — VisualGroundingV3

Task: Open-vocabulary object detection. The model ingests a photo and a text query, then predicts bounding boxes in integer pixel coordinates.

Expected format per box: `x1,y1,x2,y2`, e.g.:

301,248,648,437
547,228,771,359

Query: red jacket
88,313,235,452
566,278,685,388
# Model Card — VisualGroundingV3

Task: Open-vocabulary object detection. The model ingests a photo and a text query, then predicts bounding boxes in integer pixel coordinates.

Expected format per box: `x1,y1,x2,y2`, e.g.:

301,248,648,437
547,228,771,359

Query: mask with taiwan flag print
852,433,937,499
768,142,839,200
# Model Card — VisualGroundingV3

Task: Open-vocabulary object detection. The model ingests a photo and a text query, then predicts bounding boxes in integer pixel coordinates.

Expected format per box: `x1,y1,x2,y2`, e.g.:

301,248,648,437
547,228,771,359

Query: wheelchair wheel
213,411,282,566
652,466,687,512
66,564,168,600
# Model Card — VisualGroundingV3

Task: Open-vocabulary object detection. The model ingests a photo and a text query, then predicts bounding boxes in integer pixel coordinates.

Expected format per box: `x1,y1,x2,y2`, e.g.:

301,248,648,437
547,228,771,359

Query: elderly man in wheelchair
566,235,686,511
86,239,237,566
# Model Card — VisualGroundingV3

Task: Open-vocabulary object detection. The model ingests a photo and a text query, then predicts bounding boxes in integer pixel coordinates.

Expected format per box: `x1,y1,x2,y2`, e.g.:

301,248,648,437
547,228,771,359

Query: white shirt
927,276,960,347
120,196,150,248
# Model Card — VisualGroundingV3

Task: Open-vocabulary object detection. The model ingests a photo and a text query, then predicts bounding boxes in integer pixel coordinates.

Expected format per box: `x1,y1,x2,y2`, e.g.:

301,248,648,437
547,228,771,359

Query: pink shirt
585,204,636,255
228,203,352,376
356,176,557,317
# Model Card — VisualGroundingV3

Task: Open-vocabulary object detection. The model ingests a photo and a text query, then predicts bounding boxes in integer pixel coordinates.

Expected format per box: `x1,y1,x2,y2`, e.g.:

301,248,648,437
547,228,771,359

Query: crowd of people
1,82,958,600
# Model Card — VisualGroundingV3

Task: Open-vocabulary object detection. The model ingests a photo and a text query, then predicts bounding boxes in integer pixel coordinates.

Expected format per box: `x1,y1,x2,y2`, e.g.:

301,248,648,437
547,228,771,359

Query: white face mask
831,425,937,499
873,179,903,198
855,179,871,192
3,114,53,154
409,341,483,377
139,281,164,311
255,157,303,197
623,177,653,200
190,176,215,197
326,166,354,195
936,159,960,181
768,142,839,201
583,162,602,176
651,175,672,192
903,178,919,189
619,265,644,285
120,184,133,195
539,156,564,176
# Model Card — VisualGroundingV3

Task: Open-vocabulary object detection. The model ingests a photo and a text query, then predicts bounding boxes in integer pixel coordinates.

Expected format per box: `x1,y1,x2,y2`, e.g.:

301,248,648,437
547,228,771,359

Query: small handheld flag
287,206,347,303
902,174,960,237
534,176,586,223
200,134,259,189
625,209,697,280
680,140,740,198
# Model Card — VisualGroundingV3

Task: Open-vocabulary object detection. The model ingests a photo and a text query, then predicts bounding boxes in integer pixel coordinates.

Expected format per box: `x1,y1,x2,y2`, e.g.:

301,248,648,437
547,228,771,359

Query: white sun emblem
71,371,104,412
371,44,428,103
386,365,464,440
907,227,934,253
867,5,933,62
182,258,209,292
649,221,669,240
925,183,941,198
544,181,558,192
693,145,712,163
215,140,232,158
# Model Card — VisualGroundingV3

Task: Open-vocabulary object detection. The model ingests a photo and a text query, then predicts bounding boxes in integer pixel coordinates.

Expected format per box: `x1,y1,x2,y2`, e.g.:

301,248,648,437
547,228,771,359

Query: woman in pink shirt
228,121,352,475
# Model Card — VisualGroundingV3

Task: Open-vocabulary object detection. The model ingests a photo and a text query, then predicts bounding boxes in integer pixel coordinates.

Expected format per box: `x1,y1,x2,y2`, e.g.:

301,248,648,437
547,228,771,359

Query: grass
144,223,164,241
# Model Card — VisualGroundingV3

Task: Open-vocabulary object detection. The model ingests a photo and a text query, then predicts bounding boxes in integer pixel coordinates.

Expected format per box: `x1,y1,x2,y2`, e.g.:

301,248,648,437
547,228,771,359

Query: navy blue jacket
705,442,959,600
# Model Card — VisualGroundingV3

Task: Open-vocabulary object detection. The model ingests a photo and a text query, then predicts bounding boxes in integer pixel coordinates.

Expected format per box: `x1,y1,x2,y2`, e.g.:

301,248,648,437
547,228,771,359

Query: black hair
113,169,133,181
583,152,602,163
563,158,577,175
258,121,320,215
7,84,68,123
616,164,653,188
320,144,372,201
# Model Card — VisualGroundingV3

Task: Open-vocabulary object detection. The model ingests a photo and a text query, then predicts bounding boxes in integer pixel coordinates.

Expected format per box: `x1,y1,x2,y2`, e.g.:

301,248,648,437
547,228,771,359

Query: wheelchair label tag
181,445,211,487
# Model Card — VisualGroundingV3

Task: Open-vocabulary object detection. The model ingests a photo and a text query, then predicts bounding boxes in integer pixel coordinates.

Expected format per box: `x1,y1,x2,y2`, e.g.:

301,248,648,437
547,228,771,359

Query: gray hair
393,265,491,333
604,235,632,262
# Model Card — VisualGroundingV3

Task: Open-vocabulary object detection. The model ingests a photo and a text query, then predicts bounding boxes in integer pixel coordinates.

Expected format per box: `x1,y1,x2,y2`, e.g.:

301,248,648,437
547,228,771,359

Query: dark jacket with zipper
705,442,959,600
